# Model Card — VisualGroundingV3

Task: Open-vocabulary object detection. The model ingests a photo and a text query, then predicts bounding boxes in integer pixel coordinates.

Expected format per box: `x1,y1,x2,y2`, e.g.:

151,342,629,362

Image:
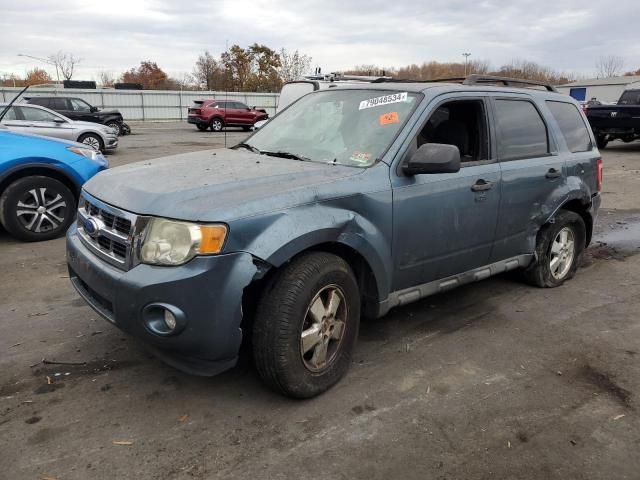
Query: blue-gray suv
67,75,602,398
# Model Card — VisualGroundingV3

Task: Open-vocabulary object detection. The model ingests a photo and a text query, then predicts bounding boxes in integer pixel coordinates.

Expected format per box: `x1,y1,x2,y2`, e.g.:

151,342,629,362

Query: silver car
0,103,118,152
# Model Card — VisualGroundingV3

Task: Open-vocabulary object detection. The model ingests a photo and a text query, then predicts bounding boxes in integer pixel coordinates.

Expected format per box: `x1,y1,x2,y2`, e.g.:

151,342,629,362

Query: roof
558,76,640,88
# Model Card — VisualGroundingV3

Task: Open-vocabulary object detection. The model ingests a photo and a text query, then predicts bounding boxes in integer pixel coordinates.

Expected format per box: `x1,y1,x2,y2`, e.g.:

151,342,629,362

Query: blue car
0,128,108,241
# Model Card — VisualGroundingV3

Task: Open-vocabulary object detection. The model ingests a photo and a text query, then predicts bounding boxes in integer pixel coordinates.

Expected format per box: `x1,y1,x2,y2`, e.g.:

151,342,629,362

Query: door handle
545,168,561,179
471,179,494,192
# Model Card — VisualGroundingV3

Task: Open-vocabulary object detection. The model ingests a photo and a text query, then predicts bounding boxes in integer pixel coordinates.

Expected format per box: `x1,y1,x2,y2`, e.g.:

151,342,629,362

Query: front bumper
104,136,119,150
66,224,258,376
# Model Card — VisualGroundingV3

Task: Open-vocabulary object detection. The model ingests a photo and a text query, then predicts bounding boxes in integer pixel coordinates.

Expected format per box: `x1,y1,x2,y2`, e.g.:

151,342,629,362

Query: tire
242,125,252,132
522,210,586,288
196,124,208,131
596,135,608,150
0,176,76,242
105,121,121,136
210,118,224,132
252,252,361,398
78,133,104,151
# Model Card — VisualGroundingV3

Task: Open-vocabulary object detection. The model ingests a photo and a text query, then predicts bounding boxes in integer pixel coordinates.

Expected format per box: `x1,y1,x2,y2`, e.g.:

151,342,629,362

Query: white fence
0,87,280,121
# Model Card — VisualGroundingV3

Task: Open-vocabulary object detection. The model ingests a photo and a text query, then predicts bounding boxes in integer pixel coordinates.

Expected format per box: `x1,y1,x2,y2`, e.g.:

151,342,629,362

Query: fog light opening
164,309,177,331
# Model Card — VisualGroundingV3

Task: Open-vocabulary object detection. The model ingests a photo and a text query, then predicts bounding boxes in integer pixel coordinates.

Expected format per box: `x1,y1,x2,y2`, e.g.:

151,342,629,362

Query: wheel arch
546,195,594,246
0,165,81,199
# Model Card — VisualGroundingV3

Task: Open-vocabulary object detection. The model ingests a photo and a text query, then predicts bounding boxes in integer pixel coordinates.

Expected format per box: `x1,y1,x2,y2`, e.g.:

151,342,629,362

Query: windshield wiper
261,150,310,161
234,142,261,154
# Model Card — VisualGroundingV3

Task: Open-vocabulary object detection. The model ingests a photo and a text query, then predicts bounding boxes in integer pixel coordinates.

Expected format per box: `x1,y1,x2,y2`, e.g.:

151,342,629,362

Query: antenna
224,39,228,149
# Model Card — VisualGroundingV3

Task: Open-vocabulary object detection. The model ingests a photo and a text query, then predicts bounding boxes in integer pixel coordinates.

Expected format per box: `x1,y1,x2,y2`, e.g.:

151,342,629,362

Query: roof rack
463,74,558,92
373,74,558,92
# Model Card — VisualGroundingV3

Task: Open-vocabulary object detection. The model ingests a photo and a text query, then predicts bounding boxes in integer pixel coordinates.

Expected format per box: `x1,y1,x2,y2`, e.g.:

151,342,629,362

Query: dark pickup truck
585,89,640,148
25,96,131,136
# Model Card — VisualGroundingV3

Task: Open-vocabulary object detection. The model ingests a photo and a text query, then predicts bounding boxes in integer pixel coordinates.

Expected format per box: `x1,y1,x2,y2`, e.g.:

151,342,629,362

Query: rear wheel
210,118,224,132
0,176,76,242
252,252,360,398
78,133,104,151
522,210,586,288
242,125,252,132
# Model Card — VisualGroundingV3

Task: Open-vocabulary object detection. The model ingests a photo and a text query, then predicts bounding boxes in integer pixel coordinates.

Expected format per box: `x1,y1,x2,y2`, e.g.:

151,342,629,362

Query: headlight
140,218,227,266
67,146,100,161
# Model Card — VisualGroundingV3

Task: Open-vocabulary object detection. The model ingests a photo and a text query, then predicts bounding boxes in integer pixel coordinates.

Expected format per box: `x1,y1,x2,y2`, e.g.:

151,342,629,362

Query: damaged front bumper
66,223,258,376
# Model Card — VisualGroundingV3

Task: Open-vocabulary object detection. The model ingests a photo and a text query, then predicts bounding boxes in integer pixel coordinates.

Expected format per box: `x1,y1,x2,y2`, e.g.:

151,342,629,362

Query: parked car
1,103,118,152
187,99,268,131
0,128,108,241
585,88,640,148
25,96,131,136
67,75,601,398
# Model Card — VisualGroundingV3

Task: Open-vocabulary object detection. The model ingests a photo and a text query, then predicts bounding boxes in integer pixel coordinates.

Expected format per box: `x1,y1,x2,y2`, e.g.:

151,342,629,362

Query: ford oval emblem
83,217,100,237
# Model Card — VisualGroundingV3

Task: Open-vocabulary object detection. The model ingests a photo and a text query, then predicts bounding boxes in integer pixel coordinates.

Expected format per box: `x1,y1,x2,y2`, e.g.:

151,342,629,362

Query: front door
392,95,501,290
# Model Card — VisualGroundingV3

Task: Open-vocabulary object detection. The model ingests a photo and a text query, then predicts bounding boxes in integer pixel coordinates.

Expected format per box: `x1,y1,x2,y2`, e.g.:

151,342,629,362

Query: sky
0,0,638,82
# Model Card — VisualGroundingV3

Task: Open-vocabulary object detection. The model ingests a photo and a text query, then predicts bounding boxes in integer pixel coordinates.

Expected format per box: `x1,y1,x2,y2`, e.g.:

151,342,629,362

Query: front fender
226,200,393,301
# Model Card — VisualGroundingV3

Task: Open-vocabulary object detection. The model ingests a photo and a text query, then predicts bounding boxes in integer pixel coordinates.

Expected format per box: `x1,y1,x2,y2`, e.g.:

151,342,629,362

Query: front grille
77,194,138,270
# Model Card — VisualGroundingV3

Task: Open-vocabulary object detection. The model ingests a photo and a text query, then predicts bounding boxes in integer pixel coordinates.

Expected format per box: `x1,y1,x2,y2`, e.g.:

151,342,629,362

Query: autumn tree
0,73,23,87
24,68,52,85
278,49,312,82
496,59,574,85
596,55,624,78
193,51,225,90
246,44,282,92
49,51,80,80
624,68,640,76
121,61,171,89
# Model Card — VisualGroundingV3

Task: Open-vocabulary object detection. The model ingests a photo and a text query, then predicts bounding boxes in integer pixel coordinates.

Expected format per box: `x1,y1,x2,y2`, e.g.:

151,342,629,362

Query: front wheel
522,210,586,288
106,121,121,136
0,176,76,242
252,252,361,398
78,133,104,151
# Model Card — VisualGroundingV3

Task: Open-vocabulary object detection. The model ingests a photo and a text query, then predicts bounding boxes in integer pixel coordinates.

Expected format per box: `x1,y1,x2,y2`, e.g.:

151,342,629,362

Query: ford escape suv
67,75,602,398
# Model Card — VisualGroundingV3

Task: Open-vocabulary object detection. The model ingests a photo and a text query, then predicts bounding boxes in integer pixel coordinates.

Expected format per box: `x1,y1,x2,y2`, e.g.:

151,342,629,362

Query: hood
97,109,122,116
83,149,364,221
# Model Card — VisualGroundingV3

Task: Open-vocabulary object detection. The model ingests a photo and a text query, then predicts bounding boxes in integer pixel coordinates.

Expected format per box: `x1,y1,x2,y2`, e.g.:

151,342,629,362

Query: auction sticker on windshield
359,92,408,110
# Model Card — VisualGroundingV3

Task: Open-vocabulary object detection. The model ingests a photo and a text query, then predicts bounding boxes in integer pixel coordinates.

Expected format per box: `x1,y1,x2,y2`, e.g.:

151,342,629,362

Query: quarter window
495,100,548,160
546,101,592,153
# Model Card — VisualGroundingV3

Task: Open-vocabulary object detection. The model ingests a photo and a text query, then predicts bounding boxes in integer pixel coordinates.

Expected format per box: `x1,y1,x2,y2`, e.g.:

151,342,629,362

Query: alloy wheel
81,135,101,151
300,285,347,372
549,227,575,280
15,187,68,233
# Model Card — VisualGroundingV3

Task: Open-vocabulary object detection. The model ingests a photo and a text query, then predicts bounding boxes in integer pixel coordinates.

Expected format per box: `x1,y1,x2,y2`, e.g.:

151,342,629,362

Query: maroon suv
187,99,268,132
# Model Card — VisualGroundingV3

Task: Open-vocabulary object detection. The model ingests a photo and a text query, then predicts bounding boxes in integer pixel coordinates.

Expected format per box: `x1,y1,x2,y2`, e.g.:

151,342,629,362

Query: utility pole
17,53,60,89
462,52,471,76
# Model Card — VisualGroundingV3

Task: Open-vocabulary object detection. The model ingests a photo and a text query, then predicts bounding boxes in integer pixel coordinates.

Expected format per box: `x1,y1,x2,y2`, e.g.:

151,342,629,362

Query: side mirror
402,143,461,176
90,106,99,113
53,118,66,124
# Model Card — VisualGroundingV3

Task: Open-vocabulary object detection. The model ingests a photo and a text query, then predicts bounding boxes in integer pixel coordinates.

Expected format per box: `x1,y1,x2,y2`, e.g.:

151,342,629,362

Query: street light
462,52,471,76
17,53,60,88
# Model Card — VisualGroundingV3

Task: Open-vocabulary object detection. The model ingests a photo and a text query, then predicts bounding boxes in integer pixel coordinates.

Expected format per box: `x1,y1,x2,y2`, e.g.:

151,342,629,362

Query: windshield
246,89,420,167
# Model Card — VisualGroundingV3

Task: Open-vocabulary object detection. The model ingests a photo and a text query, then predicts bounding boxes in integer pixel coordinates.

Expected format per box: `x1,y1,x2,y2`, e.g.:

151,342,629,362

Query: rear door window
546,101,592,153
19,106,60,122
495,99,549,160
28,97,49,107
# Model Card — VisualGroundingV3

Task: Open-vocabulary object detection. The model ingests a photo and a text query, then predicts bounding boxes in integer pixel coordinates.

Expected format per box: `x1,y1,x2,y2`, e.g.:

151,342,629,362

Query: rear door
392,93,502,289
489,95,565,261
0,106,27,133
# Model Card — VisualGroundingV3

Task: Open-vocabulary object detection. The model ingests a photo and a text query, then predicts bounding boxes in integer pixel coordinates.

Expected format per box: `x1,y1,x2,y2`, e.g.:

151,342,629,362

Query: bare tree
49,51,81,80
193,51,225,90
278,49,312,82
596,55,625,78
98,71,116,87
